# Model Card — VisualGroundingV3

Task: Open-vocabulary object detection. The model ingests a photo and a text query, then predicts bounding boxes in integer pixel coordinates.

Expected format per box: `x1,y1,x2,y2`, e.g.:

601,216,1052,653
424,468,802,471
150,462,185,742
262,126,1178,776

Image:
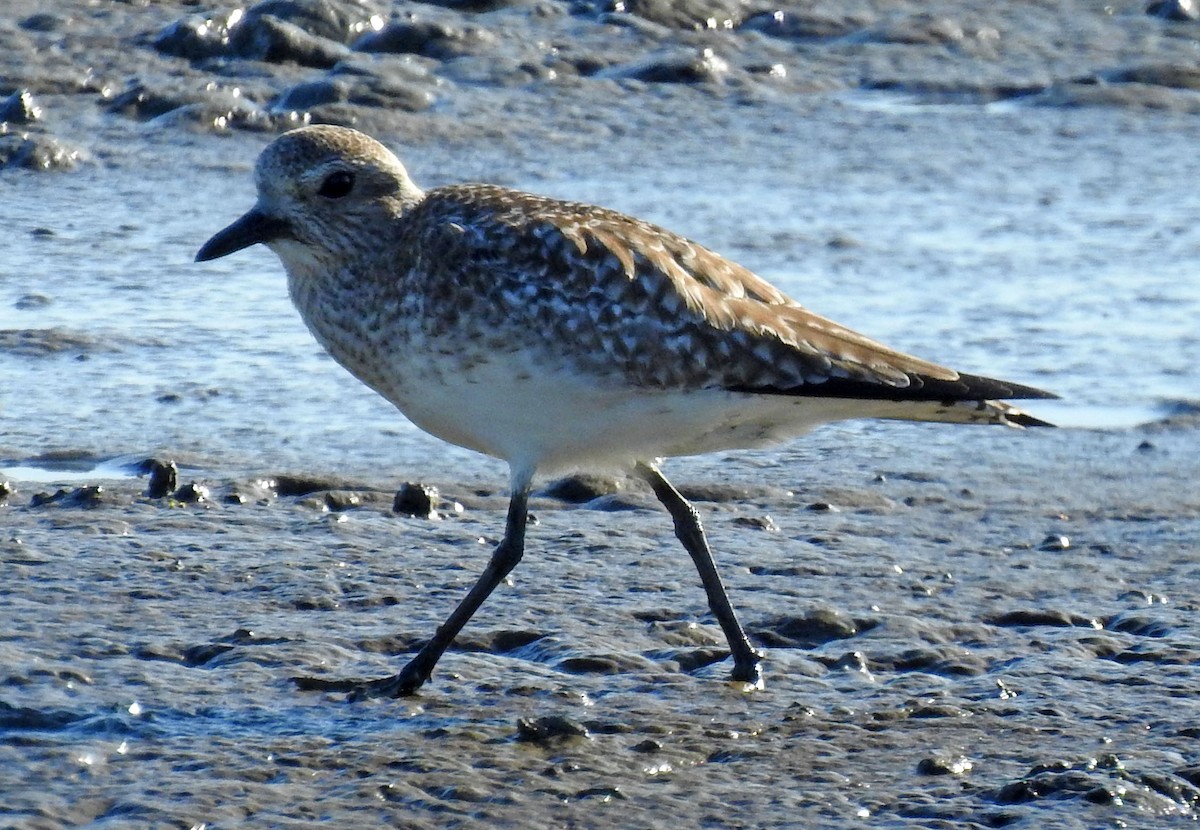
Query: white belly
380,353,863,473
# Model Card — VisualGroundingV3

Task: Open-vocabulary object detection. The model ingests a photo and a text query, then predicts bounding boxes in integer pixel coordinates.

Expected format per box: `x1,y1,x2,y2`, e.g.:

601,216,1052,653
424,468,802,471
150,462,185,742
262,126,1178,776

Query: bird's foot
730,649,765,691
293,663,430,701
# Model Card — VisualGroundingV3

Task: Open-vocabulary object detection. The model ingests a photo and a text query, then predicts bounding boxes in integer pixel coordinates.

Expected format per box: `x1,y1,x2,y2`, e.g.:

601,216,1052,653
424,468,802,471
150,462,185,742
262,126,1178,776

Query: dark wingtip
951,372,1058,401
1008,411,1056,428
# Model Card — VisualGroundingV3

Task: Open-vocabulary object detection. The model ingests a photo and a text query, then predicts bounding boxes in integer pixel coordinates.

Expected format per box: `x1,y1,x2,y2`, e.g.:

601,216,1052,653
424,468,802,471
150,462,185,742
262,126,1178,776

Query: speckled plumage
196,125,1055,697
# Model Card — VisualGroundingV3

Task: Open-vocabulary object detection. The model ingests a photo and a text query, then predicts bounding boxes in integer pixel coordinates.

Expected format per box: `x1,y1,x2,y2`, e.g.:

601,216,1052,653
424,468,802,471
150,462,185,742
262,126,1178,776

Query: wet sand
4,0,1200,827
3,423,1199,827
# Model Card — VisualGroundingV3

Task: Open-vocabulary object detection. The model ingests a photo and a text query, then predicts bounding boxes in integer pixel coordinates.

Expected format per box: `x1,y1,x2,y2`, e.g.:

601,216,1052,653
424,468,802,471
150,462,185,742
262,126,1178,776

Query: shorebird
196,124,1054,698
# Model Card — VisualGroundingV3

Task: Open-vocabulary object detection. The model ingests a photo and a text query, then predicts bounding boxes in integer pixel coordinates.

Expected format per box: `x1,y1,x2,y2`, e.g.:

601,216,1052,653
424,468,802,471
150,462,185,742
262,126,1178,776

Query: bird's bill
195,209,290,262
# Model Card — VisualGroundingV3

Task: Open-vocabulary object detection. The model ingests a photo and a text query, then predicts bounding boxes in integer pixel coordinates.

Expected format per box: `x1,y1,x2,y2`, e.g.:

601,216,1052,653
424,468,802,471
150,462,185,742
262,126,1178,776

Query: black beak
195,209,290,262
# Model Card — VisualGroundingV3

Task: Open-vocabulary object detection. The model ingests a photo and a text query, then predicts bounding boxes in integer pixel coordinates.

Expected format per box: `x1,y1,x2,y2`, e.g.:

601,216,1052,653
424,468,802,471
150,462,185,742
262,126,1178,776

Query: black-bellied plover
196,125,1055,698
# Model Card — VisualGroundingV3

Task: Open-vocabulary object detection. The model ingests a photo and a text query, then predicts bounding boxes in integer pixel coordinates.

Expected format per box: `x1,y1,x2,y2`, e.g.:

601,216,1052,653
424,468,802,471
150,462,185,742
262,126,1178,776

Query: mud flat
2,421,1199,827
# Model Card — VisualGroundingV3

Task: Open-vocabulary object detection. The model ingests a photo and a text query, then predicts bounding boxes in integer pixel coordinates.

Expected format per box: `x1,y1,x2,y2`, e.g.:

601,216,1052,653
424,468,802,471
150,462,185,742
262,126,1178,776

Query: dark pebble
0,134,82,171
630,739,662,754
0,90,42,124
600,48,730,84
153,12,242,60
14,293,51,310
917,755,973,776
731,515,778,531
0,482,12,505
828,651,871,673
805,501,838,512
323,490,363,511
1147,0,1200,21
172,482,210,503
557,654,625,674
393,481,438,518
574,785,626,801
986,609,1093,628
19,13,68,32
30,485,105,509
142,459,179,499
1037,534,1071,551
516,715,591,743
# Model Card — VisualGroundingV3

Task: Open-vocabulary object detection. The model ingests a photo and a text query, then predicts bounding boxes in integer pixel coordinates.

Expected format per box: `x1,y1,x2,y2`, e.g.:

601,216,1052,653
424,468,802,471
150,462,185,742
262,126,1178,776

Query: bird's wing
416,184,1052,402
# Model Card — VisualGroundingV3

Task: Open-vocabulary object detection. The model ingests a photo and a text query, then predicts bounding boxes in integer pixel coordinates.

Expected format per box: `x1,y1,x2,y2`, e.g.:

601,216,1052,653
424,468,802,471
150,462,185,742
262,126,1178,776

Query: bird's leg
635,462,764,687
296,471,533,700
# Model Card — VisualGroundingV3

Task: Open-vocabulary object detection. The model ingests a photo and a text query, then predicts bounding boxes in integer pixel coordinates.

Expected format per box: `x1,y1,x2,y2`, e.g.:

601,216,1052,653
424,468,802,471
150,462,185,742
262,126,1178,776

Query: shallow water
2,100,1198,484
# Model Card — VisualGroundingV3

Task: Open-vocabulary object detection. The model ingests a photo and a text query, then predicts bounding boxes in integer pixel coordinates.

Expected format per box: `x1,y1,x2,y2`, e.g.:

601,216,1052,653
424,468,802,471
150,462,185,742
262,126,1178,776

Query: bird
196,124,1055,699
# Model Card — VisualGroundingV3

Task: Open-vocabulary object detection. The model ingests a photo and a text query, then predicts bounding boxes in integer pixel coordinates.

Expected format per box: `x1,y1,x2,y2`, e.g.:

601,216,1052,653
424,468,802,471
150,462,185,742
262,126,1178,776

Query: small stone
14,294,51,310
153,11,243,60
0,90,42,125
139,459,179,499
20,13,67,32
1038,534,1071,551
630,739,662,753
393,482,438,518
806,501,838,512
30,485,105,509
600,47,730,84
1147,0,1200,21
0,482,12,505
731,515,778,531
324,490,362,511
516,715,591,743
172,482,210,503
917,755,974,775
0,134,83,171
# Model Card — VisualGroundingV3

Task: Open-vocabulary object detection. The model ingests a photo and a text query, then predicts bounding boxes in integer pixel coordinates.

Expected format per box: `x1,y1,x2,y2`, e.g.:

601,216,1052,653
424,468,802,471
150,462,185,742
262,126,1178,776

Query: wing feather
411,184,1052,403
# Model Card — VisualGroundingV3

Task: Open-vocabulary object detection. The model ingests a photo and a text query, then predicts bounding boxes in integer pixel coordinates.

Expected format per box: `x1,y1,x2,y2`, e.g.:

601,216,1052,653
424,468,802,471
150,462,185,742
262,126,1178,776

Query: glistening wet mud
3,423,1198,827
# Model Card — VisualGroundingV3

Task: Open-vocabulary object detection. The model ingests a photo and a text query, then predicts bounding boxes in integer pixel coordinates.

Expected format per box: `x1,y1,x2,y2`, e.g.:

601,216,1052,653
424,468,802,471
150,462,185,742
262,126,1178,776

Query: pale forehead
254,125,399,187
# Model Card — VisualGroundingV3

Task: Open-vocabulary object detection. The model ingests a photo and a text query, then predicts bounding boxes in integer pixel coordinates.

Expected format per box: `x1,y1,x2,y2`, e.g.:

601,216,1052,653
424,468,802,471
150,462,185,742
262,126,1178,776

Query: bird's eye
317,170,355,199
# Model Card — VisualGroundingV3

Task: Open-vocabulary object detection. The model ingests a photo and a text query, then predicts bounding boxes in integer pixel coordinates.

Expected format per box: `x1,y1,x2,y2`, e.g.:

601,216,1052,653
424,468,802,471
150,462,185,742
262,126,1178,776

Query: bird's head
195,125,424,274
